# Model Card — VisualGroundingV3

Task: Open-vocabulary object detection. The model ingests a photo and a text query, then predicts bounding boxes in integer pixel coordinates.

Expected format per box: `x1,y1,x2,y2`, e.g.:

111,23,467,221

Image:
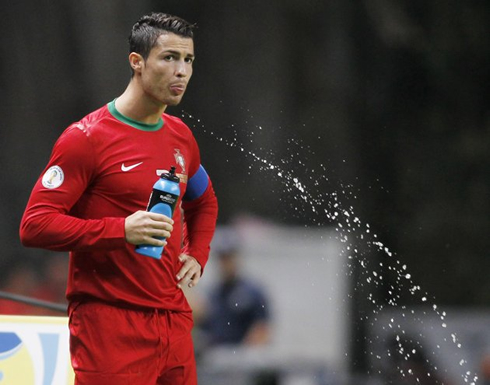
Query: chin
165,97,184,107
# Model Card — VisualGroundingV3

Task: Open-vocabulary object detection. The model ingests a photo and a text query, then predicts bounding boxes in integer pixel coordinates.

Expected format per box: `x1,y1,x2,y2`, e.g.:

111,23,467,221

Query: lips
170,83,186,95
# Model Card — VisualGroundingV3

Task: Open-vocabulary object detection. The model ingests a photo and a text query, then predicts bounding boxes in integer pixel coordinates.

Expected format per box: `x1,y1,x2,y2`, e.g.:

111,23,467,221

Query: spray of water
183,111,478,385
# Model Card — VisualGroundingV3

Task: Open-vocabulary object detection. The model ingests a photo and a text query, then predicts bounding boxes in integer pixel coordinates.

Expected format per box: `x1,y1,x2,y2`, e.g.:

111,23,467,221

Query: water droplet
181,111,478,385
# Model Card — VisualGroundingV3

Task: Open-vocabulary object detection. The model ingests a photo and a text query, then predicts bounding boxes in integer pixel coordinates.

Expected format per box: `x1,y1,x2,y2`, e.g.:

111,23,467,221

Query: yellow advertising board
0,315,74,385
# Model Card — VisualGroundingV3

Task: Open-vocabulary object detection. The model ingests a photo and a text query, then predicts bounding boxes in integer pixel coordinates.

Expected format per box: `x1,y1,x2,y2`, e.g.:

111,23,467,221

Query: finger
178,271,198,289
138,237,167,247
176,259,201,288
176,266,190,287
147,228,172,239
147,212,174,224
148,219,174,233
188,272,200,288
176,255,193,278
176,264,194,287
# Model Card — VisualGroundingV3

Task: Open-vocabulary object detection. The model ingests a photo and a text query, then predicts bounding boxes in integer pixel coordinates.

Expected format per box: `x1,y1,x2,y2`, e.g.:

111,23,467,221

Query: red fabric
20,104,218,311
182,182,218,269
69,301,197,385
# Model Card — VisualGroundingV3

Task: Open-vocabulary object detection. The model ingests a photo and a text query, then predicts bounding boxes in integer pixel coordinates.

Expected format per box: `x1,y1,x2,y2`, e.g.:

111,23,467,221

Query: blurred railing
0,290,67,313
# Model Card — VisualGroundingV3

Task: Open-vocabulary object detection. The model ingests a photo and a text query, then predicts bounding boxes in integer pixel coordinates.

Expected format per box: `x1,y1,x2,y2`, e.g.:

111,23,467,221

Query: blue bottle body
136,167,180,259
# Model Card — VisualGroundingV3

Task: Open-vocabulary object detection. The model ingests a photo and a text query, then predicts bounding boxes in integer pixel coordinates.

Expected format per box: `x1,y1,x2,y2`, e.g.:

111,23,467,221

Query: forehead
151,32,194,55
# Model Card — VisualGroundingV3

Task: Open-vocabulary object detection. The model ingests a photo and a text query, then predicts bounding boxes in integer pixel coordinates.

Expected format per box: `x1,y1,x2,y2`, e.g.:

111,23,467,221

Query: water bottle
136,166,180,259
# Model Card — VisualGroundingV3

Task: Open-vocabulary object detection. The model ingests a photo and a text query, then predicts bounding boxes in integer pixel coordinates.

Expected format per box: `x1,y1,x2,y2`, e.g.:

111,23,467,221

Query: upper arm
29,125,96,214
183,165,210,201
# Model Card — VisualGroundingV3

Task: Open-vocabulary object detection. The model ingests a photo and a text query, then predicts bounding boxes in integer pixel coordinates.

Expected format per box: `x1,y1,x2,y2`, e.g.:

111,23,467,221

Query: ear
129,52,144,73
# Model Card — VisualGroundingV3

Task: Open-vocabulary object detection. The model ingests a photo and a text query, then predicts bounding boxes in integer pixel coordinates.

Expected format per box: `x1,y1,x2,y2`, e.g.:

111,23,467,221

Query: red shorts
68,301,197,385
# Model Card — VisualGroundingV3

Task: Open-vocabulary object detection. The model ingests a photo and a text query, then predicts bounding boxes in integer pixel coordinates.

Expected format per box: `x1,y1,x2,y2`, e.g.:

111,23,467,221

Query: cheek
143,70,168,91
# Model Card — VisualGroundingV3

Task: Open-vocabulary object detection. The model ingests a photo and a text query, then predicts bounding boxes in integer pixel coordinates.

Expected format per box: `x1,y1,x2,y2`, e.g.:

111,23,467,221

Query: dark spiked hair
129,12,195,61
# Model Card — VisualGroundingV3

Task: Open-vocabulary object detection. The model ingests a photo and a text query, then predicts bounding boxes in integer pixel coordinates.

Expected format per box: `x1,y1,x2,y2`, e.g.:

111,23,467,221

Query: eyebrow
162,49,195,58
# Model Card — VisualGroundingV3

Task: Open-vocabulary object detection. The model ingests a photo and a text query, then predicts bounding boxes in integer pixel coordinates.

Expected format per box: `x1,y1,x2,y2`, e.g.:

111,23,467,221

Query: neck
115,80,167,124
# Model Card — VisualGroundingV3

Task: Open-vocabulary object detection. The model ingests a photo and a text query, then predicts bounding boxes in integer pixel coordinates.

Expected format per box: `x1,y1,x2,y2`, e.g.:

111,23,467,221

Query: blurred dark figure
202,231,270,346
199,229,277,385
479,353,490,385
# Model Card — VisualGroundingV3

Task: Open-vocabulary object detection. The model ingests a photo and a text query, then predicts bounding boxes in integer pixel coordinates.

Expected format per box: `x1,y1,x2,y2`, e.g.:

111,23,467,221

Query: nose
175,60,188,78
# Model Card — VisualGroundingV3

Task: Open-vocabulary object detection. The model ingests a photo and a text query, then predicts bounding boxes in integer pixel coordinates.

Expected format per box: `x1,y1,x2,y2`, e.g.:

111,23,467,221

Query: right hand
124,210,174,246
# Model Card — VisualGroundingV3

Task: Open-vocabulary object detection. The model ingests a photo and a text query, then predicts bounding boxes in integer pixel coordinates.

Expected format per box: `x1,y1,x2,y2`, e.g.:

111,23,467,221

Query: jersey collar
107,99,164,131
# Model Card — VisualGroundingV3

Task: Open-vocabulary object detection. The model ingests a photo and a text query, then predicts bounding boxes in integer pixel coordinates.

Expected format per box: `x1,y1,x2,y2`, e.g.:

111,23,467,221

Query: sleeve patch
42,166,65,189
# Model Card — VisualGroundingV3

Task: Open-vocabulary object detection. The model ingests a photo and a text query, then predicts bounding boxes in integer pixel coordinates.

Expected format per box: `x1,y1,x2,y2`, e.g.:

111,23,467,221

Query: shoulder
163,113,193,136
162,113,186,126
239,279,267,299
60,104,119,144
76,104,114,134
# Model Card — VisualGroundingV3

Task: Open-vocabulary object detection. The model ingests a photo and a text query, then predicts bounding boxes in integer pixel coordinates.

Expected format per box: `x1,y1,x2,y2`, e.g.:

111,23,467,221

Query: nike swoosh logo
121,162,143,172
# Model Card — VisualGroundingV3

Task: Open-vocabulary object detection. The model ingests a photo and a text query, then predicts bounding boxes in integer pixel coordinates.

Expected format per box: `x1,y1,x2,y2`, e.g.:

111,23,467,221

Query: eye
163,54,175,61
185,57,194,64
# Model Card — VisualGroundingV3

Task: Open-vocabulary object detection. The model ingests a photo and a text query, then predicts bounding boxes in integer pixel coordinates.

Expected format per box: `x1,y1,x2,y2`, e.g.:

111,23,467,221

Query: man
20,12,218,385
202,230,270,347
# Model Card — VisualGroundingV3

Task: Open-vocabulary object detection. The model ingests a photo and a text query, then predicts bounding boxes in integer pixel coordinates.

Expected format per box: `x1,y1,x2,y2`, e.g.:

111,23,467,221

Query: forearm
182,183,218,268
20,210,126,252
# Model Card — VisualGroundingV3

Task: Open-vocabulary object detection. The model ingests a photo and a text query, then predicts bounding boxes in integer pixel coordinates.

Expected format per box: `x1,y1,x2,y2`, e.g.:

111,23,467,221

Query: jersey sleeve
181,134,218,270
19,125,126,251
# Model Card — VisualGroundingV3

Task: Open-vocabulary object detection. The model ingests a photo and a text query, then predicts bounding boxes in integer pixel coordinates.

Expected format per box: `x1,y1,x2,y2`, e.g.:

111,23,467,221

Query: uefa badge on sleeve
42,165,64,189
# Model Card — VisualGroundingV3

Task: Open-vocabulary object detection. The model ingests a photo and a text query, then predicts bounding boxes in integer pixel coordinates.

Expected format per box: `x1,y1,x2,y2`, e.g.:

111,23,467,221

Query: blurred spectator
201,229,271,347
195,228,276,385
479,353,490,385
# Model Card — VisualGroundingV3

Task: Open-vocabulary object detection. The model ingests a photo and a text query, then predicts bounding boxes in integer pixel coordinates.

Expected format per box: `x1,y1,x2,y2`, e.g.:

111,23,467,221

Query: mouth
169,83,186,95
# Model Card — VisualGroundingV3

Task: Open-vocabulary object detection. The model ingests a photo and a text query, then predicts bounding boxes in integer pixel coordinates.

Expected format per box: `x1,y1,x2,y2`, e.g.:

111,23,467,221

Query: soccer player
20,12,218,385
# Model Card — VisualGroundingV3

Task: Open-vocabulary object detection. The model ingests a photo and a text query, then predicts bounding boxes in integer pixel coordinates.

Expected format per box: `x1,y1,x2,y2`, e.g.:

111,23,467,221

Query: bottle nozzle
163,166,180,183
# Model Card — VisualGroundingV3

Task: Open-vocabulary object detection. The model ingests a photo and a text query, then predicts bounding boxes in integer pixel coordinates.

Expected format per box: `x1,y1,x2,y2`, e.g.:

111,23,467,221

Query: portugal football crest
174,149,186,174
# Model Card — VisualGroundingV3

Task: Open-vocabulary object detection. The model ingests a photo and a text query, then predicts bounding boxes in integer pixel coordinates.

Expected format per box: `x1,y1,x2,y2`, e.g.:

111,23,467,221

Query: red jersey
20,101,218,312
